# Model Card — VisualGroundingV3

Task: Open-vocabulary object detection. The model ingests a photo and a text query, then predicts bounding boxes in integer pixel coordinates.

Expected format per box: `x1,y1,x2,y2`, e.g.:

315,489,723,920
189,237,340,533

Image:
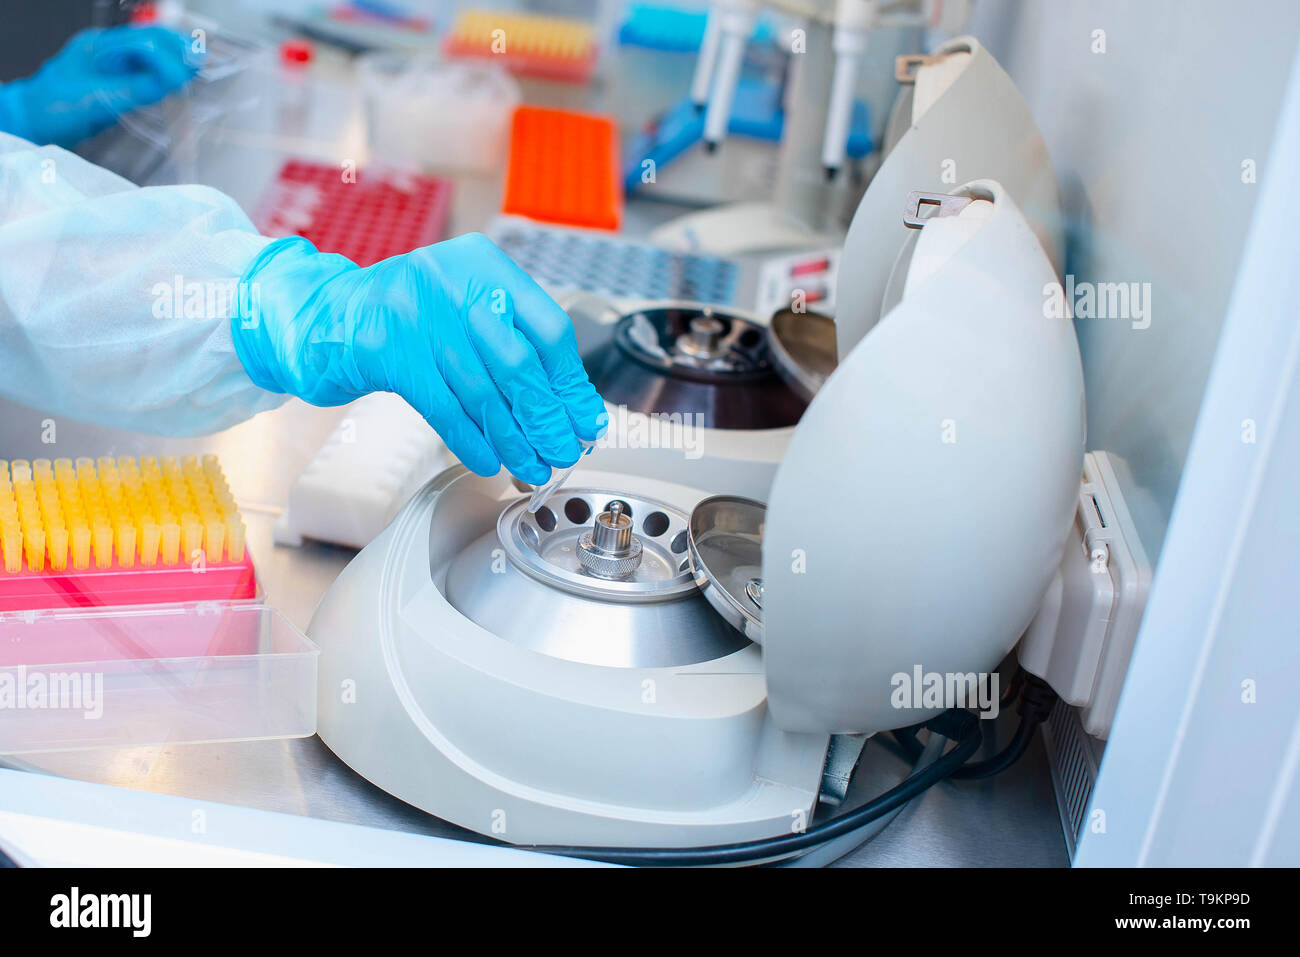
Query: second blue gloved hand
233,234,609,485
0,26,199,148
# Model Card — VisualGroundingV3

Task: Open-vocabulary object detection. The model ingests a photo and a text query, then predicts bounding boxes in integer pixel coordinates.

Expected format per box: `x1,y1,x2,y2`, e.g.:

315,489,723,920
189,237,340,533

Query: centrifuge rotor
497,489,699,603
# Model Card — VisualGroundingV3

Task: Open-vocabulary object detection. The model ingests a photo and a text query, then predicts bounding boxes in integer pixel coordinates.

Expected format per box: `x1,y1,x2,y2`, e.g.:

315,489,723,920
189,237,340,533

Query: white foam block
274,393,455,550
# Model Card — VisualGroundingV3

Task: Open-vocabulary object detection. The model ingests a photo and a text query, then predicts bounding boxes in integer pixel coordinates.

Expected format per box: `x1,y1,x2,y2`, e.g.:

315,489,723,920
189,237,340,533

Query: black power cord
528,708,982,867
999,666,1025,709
894,671,1057,780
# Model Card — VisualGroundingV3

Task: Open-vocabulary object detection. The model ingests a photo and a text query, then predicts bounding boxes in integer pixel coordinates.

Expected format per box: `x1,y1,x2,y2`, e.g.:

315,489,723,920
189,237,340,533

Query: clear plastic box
0,603,317,755
357,54,520,174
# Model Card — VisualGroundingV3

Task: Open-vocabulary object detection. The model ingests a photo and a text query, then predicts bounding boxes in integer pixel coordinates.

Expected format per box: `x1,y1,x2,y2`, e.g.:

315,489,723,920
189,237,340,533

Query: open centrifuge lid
686,495,766,644
703,180,1086,736
834,35,1064,360
766,308,838,402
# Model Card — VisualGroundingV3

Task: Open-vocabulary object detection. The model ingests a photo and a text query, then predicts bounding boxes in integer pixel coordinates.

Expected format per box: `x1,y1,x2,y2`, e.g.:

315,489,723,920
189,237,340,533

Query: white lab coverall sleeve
0,131,286,436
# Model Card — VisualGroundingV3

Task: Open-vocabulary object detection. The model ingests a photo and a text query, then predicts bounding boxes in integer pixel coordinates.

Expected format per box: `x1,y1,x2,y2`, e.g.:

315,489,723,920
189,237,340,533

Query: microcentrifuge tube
527,440,595,513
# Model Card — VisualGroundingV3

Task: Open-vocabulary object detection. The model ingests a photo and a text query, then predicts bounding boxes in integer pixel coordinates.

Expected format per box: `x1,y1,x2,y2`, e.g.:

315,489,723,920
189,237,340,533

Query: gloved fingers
143,45,201,96
344,284,503,477
434,343,551,485
464,236,609,442
506,274,608,431
396,376,502,478
88,71,188,121
506,284,609,441
92,25,193,65
477,398,554,487
76,81,156,124
92,26,200,91
551,357,610,443
55,28,107,61
98,74,175,115
463,292,583,469
429,404,503,480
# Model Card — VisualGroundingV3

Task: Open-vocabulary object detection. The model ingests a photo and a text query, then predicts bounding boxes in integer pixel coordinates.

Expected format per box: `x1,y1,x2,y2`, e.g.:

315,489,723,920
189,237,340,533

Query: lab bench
0,403,1066,866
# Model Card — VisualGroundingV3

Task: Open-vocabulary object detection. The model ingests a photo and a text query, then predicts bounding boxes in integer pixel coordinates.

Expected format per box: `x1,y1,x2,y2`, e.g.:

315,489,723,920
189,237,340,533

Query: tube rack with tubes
442,10,599,84
0,453,255,611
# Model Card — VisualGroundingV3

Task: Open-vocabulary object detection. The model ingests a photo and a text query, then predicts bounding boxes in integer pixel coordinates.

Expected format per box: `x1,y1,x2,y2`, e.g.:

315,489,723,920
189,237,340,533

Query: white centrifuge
310,180,1086,853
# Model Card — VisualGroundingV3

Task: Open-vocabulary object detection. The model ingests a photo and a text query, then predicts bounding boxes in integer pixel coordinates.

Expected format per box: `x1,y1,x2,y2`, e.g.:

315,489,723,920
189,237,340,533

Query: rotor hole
642,511,670,537
535,506,557,532
564,497,592,525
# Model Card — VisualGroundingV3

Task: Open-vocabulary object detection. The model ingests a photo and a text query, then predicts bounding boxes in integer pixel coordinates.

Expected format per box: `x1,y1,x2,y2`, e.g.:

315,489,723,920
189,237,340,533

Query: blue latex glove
0,26,200,148
233,234,609,485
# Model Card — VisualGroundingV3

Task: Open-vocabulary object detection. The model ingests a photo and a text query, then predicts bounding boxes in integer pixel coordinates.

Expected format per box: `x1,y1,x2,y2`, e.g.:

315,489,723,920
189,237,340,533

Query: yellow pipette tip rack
443,9,599,83
0,453,254,611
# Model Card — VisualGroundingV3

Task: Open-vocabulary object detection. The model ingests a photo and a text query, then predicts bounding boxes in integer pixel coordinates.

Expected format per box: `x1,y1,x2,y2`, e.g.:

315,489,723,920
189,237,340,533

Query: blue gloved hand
0,26,200,148
233,234,609,485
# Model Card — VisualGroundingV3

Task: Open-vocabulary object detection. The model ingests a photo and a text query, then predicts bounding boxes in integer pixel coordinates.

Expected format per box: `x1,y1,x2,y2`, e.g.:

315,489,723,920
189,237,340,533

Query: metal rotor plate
498,490,699,603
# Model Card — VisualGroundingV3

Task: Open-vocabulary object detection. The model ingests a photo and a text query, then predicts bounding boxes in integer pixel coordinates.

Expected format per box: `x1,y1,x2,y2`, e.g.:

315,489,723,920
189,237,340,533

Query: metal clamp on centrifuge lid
686,495,766,644
901,190,975,228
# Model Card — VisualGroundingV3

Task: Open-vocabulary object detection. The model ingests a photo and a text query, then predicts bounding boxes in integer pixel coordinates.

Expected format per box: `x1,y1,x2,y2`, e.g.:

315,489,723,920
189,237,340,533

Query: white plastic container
358,54,520,174
0,603,318,755
274,392,456,550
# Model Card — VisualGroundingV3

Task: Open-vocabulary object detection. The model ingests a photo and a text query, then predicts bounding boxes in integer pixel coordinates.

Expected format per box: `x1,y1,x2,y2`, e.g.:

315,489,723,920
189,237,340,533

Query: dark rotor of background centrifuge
583,306,809,430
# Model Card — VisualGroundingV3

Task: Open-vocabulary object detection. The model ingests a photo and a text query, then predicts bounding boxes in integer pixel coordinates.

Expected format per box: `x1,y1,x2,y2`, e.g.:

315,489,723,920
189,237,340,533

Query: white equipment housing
311,463,828,847
1020,451,1153,739
837,36,1065,356
310,179,1085,845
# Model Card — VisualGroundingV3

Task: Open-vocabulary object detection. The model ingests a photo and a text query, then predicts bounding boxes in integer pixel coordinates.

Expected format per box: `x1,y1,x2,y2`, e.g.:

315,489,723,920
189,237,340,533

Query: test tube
526,440,596,513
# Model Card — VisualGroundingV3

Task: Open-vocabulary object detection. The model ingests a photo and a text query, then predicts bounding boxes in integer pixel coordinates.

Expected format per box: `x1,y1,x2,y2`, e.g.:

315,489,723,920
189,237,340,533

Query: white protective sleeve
0,131,286,436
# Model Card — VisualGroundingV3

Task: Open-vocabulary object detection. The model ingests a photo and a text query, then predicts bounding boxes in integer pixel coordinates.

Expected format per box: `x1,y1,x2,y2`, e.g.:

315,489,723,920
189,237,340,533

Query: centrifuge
582,303,809,430
564,296,837,478
310,180,1086,852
